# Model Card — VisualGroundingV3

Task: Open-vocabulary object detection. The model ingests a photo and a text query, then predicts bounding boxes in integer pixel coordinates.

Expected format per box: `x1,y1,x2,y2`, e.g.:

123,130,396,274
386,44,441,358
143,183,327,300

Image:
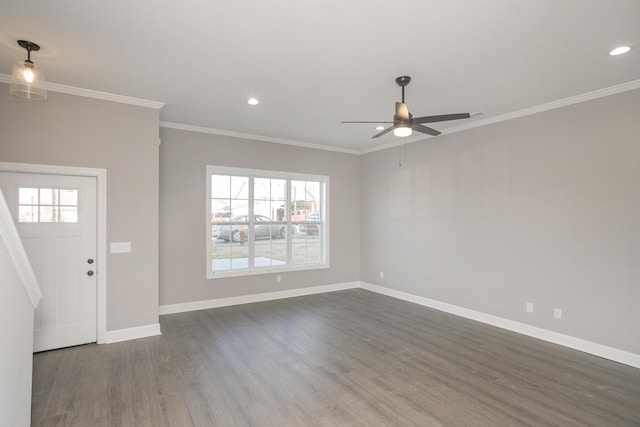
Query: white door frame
0,162,108,344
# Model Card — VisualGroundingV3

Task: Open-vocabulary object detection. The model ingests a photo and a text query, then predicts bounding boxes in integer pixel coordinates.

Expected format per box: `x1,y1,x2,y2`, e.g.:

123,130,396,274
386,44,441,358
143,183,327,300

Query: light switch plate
110,242,131,254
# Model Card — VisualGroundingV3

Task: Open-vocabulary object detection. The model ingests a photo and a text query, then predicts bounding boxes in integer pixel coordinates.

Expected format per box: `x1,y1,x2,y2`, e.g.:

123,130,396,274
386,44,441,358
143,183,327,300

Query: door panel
0,172,97,352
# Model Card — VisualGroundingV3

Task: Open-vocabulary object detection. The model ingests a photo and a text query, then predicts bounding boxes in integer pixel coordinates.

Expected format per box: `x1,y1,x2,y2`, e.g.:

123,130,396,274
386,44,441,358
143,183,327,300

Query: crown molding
160,121,361,155
3,73,638,155
444,79,640,135
0,74,164,109
360,79,640,155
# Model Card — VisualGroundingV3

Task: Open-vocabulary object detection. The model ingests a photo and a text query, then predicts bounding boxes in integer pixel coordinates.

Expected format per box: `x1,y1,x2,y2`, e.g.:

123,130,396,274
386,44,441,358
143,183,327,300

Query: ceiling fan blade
372,126,394,139
341,121,394,124
395,102,410,122
411,124,441,137
413,113,471,124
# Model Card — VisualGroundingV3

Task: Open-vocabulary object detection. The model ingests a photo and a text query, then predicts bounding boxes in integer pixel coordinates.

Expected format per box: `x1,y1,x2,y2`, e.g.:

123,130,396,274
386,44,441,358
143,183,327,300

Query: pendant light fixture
10,40,47,101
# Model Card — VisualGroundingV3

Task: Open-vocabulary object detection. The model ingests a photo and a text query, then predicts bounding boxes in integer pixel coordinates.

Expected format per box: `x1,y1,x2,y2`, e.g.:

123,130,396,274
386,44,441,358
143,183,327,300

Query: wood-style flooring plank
32,289,640,426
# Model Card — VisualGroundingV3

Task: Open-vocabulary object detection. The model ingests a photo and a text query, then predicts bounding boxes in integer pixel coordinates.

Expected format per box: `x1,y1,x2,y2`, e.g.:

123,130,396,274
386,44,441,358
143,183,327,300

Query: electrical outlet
379,272,384,279
526,302,534,313
276,275,281,283
554,308,562,319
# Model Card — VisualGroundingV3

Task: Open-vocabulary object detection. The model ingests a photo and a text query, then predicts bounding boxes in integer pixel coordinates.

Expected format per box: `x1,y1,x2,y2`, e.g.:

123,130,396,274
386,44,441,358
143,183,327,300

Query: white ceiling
2,0,639,152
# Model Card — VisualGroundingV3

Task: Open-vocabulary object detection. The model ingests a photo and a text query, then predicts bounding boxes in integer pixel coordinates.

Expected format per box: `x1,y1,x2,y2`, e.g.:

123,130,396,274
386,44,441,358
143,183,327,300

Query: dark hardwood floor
32,289,640,426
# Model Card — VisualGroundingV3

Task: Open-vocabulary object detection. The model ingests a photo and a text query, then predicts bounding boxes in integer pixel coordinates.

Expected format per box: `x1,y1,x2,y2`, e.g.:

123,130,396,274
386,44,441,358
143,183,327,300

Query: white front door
0,172,97,352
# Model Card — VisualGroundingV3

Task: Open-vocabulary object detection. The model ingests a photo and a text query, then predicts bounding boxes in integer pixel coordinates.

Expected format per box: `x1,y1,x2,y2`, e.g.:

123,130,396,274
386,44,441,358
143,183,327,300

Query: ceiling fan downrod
395,76,411,103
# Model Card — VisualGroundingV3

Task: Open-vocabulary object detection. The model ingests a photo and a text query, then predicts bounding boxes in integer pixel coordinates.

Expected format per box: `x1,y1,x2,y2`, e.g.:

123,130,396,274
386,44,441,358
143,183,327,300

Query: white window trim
206,165,330,279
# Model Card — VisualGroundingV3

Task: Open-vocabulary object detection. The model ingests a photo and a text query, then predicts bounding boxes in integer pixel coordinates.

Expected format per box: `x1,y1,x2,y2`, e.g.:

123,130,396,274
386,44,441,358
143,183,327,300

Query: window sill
207,262,330,280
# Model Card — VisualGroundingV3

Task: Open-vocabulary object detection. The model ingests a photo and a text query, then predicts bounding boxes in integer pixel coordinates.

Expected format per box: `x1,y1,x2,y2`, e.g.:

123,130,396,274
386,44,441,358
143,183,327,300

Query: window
18,187,79,223
207,166,329,278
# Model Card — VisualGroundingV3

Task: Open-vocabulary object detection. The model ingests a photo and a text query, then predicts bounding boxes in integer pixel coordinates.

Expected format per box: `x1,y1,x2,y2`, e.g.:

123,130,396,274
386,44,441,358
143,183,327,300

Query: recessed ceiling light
247,98,259,105
375,126,384,130
609,46,631,56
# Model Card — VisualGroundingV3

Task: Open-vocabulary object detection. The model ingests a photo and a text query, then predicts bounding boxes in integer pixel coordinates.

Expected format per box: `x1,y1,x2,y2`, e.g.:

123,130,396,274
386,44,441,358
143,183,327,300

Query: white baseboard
102,323,162,344
156,279,640,369
360,281,640,369
159,281,360,315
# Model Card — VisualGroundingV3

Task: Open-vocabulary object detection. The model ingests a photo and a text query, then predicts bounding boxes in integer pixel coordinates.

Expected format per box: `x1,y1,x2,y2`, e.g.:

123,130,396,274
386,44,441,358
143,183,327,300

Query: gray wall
159,128,360,305
360,88,640,354
0,84,160,331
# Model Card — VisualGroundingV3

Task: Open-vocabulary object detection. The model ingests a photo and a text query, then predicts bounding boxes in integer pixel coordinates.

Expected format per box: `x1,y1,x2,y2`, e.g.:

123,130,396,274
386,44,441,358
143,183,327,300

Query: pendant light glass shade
9,40,47,101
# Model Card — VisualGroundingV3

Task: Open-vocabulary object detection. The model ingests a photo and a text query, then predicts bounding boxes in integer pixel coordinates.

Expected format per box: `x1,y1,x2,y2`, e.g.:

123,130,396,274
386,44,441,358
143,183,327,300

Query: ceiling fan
342,76,470,139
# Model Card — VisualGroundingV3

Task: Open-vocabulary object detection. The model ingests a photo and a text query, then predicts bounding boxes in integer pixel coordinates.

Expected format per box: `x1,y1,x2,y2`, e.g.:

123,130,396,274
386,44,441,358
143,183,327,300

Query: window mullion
286,178,292,264
248,176,254,269
321,182,326,263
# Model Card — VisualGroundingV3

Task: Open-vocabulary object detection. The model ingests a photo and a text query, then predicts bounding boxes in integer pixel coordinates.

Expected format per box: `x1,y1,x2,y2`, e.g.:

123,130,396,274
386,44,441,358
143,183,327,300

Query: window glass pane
291,180,321,219
254,178,287,221
39,206,55,222
59,207,78,223
231,176,249,200
305,181,320,203
254,178,271,200
271,179,287,221
212,223,231,271
292,226,321,264
18,187,38,205
211,199,231,222
212,223,250,271
19,205,38,223
229,200,247,217
254,235,287,267
297,218,320,235
39,188,57,205
59,189,78,206
291,180,305,221
271,179,286,201
230,244,249,270
211,175,231,198
254,199,271,218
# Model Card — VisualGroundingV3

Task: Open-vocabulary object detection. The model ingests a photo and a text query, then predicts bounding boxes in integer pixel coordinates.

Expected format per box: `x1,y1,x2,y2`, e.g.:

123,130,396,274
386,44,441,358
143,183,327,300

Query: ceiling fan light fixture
10,40,47,101
393,125,412,138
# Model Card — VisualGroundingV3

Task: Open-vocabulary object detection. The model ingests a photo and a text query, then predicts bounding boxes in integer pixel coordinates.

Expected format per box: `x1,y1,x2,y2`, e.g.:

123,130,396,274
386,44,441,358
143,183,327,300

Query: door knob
87,270,94,277
87,258,94,264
